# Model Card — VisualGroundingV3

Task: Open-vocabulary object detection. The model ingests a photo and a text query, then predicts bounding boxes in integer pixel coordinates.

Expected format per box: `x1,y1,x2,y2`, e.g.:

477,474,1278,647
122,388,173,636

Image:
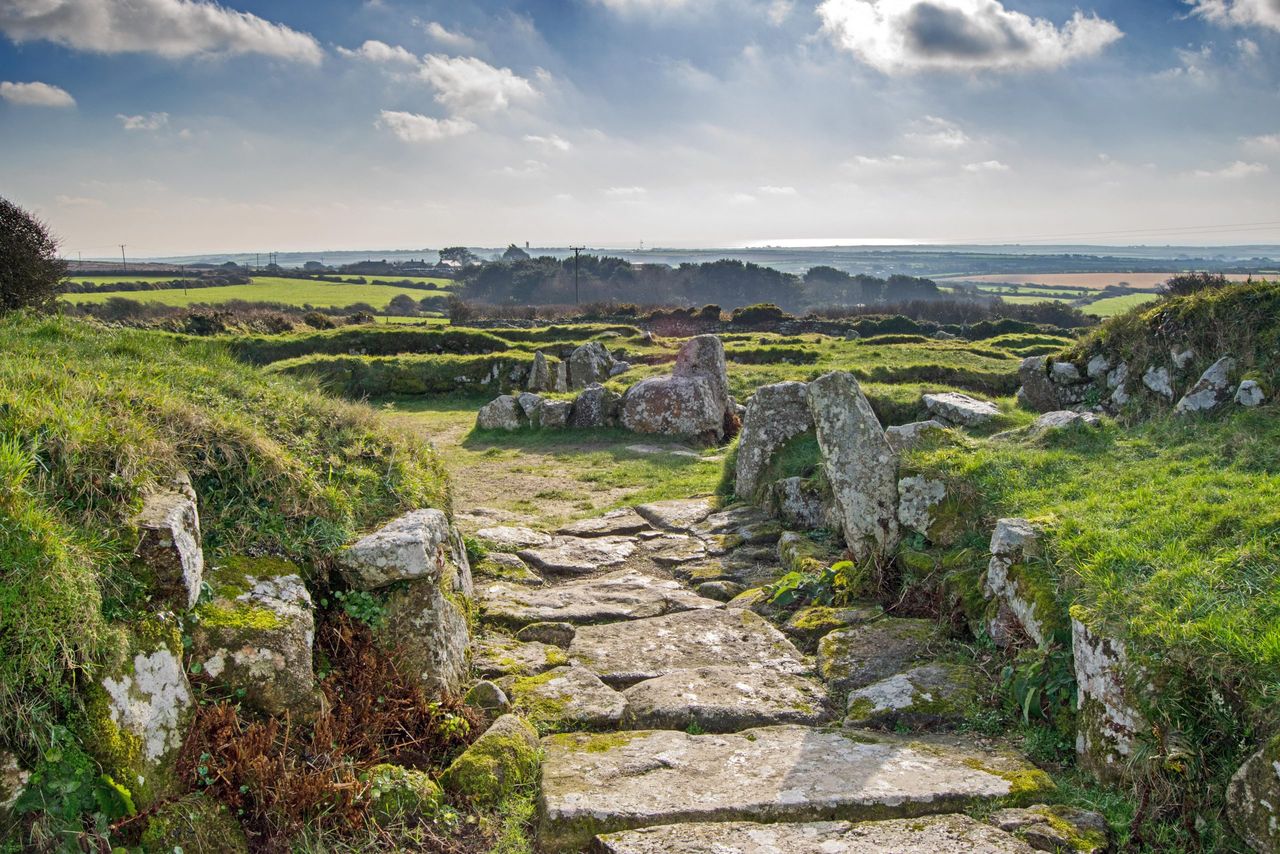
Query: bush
1160,272,1230,297
729,303,788,327
0,196,67,314
302,311,337,330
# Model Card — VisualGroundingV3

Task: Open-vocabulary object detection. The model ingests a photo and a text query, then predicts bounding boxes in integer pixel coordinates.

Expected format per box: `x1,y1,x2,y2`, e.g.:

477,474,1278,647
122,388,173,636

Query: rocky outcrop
807,371,899,561
734,381,813,501
192,557,320,719
476,395,523,430
569,384,621,429
1073,618,1145,783
132,486,204,609
923,392,1000,427
441,713,540,807
569,342,616,389
886,419,947,453
1227,734,1280,853
989,804,1112,854
1175,356,1236,414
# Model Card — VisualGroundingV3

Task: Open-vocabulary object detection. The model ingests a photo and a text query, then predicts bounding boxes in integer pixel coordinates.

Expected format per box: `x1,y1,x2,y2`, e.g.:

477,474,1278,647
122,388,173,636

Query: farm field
942,272,1253,290
1085,292,1161,317
60,276,451,309
63,274,198,284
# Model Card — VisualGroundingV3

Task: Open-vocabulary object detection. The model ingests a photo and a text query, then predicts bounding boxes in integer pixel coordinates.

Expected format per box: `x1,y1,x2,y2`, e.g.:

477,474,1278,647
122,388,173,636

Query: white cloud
55,194,103,208
1157,44,1214,82
730,192,758,204
1241,132,1280,151
964,159,1011,172
606,186,647,196
524,133,573,152
758,185,798,195
338,39,418,66
1237,37,1260,57
376,110,476,143
118,112,170,131
1192,160,1269,178
1188,0,1280,31
419,54,538,114
498,159,548,177
423,21,477,51
0,0,323,63
906,115,970,148
849,153,913,169
589,0,693,12
0,80,75,107
768,0,795,25
818,0,1123,74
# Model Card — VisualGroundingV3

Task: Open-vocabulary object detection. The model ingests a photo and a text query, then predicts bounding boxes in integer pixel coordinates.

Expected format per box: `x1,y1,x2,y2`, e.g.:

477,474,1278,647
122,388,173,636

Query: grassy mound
0,314,449,756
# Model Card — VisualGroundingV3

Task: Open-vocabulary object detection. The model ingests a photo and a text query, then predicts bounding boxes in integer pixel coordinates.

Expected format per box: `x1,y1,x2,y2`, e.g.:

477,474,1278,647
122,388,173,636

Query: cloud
1237,37,1260,57
118,112,170,131
338,39,418,66
1241,132,1280,151
1157,44,1214,82
963,159,1010,172
605,186,647,196
817,0,1123,74
758,185,798,195
906,115,970,148
376,110,476,143
1188,0,1280,31
498,159,548,177
524,133,573,152
55,194,103,208
423,21,477,51
848,153,914,169
589,0,693,13
419,54,538,114
768,0,795,24
0,80,75,107
0,0,323,63
1192,160,1268,178
730,192,758,204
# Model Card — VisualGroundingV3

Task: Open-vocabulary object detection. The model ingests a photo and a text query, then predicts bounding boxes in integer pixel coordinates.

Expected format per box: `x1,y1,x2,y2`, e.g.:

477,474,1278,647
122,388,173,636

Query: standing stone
1073,618,1145,783
734,381,814,501
807,371,899,561
1227,734,1280,853
1017,356,1060,412
1142,366,1174,399
378,578,471,698
540,399,572,429
477,395,524,430
339,509,471,592
133,488,204,610
674,334,733,412
984,518,1063,648
1236,380,1265,407
569,384,621,429
554,361,569,393
1175,356,1236,414
569,342,615,389
86,618,193,806
528,351,552,392
191,558,320,719
517,392,545,427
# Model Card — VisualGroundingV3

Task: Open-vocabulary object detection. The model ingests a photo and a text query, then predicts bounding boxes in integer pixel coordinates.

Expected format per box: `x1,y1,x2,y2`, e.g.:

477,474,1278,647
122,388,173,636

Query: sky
1,0,1279,257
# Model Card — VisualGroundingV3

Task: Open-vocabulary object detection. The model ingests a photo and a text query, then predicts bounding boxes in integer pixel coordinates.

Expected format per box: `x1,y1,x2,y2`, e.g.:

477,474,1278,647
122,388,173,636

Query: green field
1084,292,1160,317
61,276,451,310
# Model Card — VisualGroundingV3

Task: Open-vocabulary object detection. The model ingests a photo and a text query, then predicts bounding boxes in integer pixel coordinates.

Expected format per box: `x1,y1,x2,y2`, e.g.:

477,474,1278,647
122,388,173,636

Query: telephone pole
119,245,127,273
570,246,585,304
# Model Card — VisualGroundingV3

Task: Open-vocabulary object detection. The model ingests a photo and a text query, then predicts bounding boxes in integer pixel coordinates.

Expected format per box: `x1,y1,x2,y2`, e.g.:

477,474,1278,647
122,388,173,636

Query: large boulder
674,334,732,411
1073,618,1145,783
806,371,899,561
734,381,814,501
569,384,621,429
1175,356,1236,414
191,557,321,719
1236,380,1266,407
1227,734,1280,853
339,509,471,592
85,617,193,806
620,376,726,441
132,486,204,610
540,398,572,429
377,578,471,697
477,395,524,430
527,351,553,392
568,341,616,389
886,419,947,453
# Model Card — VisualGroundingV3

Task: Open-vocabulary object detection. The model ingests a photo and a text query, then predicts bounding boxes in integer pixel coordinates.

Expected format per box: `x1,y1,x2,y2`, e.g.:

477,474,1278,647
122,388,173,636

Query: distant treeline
455,256,948,311
60,273,251,293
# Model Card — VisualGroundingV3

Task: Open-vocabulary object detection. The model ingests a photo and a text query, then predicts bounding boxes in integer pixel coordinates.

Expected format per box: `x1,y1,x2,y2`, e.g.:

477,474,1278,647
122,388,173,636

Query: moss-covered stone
782,604,884,650
441,713,540,807
777,531,838,577
361,763,444,824
844,662,984,730
1226,732,1280,853
988,803,1112,853
140,792,249,853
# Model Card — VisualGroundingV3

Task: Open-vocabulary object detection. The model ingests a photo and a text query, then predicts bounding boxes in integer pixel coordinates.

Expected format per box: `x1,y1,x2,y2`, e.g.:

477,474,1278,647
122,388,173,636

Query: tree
387,293,420,316
439,246,479,266
501,243,531,262
1,196,67,314
1160,272,1229,297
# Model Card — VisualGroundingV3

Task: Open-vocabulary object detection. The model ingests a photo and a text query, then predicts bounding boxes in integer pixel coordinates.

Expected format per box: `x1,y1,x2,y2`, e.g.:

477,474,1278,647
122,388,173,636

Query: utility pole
570,246,585,304
119,245,127,273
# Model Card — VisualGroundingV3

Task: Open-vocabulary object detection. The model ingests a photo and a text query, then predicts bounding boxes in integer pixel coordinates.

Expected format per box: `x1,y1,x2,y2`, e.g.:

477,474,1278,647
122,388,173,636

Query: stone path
468,496,1059,853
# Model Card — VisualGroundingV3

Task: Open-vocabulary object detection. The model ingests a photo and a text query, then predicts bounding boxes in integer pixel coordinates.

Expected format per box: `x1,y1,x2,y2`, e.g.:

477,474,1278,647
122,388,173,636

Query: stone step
519,536,638,577
567,608,808,688
621,666,829,733
537,726,1053,852
591,814,1037,853
479,569,722,629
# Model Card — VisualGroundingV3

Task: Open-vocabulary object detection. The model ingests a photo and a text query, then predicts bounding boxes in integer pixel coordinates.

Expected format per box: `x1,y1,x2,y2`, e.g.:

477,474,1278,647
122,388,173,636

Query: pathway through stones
469,498,1060,853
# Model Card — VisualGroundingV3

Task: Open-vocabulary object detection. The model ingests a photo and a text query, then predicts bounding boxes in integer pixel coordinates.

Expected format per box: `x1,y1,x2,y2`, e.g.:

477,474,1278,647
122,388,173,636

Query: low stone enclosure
477,334,740,443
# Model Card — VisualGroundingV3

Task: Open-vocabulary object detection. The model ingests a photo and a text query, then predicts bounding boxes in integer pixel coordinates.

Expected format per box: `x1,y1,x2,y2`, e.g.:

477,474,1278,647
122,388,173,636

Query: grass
1085,293,1160,318
64,275,197,284
60,276,451,310
0,314,449,759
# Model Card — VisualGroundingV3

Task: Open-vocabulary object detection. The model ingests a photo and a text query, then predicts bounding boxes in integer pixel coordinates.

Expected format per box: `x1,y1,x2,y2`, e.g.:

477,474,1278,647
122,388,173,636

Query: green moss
508,671,572,734
441,715,540,807
361,763,443,824
962,758,1056,803
140,792,249,853
544,647,569,668
196,600,286,632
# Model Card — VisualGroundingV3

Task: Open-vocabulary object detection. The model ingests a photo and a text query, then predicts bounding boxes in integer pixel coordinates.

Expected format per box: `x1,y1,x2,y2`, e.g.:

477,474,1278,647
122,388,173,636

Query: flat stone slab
558,509,652,538
538,726,1052,852
472,636,568,679
474,525,552,550
622,666,828,732
817,618,939,692
479,570,721,628
568,608,808,687
923,392,1000,427
473,552,544,587
845,662,984,728
634,498,715,532
594,815,1037,853
509,666,627,732
644,534,708,567
625,444,703,458
518,536,637,576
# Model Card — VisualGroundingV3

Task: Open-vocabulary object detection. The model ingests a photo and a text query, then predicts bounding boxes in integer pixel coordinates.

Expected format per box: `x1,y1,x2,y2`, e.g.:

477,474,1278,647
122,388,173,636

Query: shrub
0,196,67,314
729,303,788,327
1160,272,1230,297
302,311,336,330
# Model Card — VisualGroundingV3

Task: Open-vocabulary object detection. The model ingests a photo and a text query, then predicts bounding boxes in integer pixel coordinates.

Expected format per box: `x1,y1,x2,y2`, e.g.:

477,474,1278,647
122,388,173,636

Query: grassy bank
61,276,451,310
